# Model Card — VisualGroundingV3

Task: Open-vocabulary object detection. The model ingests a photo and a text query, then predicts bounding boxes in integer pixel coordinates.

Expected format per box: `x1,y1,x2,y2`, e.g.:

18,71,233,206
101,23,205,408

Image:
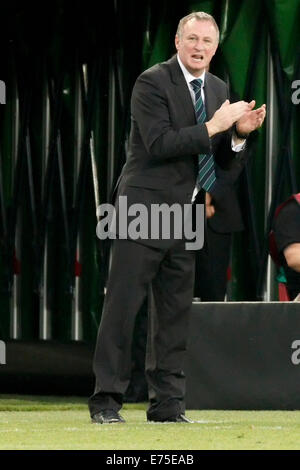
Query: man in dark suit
88,11,266,424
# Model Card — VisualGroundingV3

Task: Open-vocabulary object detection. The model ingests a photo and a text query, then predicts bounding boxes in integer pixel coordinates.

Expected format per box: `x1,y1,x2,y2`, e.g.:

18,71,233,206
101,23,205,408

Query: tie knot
190,78,203,91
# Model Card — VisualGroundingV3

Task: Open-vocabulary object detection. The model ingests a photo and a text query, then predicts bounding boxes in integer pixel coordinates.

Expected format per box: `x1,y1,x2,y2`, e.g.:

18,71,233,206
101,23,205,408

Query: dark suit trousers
88,238,195,420
194,225,232,301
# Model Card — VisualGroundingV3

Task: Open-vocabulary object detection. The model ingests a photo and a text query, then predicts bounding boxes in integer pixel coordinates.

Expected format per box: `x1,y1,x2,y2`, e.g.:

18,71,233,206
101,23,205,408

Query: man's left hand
236,101,266,136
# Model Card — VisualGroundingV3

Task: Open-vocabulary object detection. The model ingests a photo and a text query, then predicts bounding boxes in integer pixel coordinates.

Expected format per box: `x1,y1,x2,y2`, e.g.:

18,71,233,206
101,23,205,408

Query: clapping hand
236,100,266,136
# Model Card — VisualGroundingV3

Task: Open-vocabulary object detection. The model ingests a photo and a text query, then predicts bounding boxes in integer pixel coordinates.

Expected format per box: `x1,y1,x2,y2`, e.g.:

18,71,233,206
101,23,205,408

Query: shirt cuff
231,133,246,152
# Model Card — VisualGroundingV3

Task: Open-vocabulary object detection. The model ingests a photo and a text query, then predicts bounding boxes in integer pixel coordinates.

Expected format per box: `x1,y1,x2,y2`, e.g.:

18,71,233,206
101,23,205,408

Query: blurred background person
194,155,249,301
271,194,300,301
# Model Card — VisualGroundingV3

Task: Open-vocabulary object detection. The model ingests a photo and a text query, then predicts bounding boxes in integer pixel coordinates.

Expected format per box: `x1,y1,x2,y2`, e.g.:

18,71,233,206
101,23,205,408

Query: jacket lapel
204,72,219,120
167,56,197,125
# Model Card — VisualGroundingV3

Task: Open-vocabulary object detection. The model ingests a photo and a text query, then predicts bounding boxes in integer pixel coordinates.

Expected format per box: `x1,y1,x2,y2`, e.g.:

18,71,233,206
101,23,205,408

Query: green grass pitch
0,395,300,450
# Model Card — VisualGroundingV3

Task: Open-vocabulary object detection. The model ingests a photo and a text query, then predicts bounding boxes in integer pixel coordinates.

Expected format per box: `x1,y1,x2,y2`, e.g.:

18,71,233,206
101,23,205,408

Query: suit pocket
125,175,168,190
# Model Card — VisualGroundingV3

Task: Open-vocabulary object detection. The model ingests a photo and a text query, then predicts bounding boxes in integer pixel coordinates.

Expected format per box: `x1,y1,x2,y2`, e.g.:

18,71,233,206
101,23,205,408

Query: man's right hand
205,192,215,219
206,100,250,137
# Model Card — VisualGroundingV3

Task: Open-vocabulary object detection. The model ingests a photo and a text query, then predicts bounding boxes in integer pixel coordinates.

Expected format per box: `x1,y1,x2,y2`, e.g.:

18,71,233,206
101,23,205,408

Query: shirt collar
177,54,206,88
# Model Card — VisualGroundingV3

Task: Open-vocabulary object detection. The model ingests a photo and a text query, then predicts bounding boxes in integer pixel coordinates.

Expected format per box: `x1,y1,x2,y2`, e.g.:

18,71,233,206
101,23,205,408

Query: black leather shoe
148,414,194,423
91,409,125,424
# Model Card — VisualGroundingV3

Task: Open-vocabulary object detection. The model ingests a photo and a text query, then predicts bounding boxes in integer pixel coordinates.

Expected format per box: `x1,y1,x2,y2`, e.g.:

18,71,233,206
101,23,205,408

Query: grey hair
176,12,220,43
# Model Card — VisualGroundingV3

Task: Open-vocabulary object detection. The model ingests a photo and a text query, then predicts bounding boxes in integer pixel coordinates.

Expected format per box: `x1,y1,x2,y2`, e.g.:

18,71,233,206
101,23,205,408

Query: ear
175,34,180,51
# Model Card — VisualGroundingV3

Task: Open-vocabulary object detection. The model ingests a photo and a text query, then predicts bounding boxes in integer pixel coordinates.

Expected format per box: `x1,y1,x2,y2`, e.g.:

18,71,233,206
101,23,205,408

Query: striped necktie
190,78,216,193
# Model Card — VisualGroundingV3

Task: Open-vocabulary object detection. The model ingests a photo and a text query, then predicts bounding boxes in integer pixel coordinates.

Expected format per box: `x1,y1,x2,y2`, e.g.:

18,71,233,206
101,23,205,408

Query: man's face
175,19,218,77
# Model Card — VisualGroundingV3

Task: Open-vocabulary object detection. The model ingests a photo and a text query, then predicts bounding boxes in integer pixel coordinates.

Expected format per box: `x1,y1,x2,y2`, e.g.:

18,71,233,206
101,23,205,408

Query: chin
189,65,204,75
189,60,205,70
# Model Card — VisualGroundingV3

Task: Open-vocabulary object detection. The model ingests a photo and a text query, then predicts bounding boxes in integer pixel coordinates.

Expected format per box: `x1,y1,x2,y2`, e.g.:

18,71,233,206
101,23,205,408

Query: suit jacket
113,55,244,248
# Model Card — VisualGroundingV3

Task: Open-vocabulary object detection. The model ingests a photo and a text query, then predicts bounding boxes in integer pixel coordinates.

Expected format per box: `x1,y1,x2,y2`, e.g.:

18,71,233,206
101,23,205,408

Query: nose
193,39,204,50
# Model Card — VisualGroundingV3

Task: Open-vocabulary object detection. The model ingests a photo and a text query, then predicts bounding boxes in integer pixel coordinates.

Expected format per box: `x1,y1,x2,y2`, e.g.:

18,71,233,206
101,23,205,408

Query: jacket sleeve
131,72,212,159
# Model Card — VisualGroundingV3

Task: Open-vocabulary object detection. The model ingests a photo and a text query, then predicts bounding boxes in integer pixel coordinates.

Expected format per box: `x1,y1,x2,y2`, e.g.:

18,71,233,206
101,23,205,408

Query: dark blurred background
0,0,299,348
